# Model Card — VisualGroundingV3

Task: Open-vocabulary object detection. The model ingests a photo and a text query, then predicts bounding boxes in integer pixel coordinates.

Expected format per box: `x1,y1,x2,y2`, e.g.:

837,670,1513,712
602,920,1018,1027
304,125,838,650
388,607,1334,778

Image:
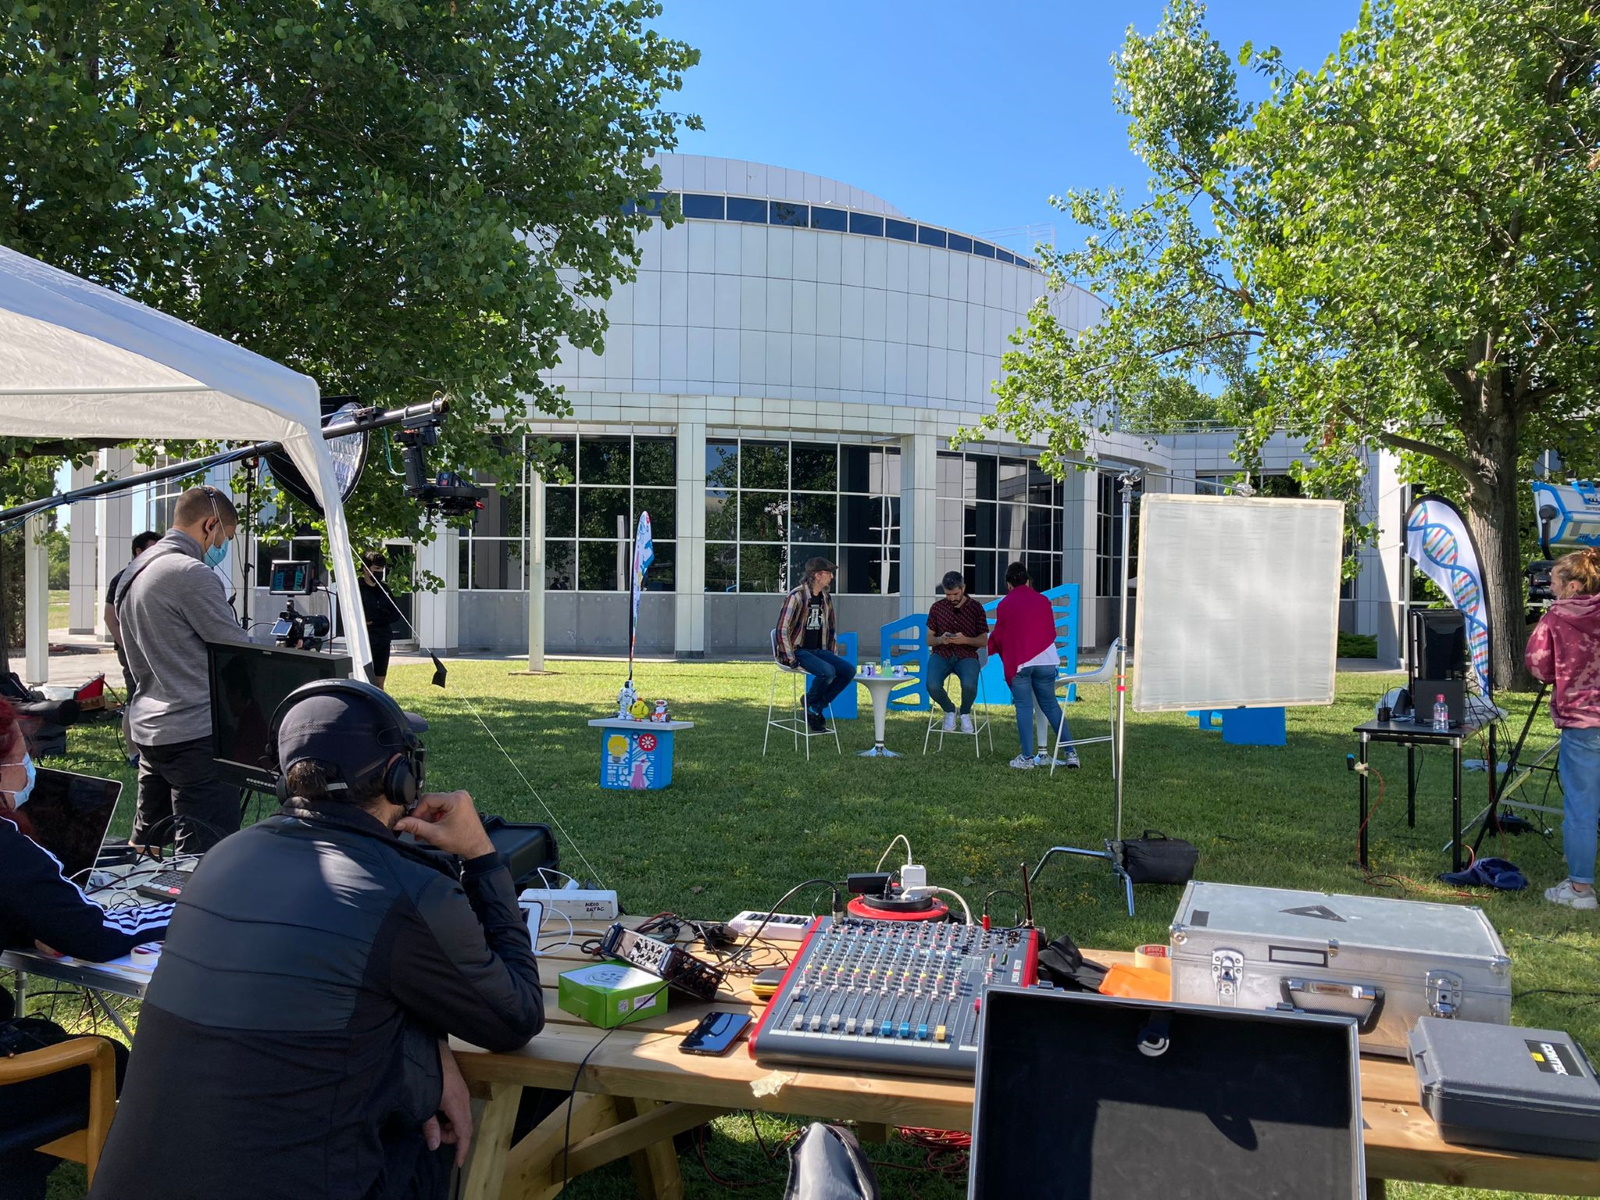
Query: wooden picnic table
454,922,1600,1200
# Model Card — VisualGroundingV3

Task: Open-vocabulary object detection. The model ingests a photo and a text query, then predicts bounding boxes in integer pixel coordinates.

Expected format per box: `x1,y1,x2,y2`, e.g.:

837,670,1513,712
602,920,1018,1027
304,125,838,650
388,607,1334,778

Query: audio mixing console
749,916,1039,1079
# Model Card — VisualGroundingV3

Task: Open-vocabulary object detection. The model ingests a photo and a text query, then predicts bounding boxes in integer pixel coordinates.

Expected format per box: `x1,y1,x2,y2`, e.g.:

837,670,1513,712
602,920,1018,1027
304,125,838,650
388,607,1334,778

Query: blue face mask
11,753,35,806
204,541,229,569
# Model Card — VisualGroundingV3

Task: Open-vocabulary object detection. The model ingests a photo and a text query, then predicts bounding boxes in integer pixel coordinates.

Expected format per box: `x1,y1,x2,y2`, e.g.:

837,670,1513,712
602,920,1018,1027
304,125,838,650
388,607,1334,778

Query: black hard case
970,987,1365,1200
1409,1016,1600,1159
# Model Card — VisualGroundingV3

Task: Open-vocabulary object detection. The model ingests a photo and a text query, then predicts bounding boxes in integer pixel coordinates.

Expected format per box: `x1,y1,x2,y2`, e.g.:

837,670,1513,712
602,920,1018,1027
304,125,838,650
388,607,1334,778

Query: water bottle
880,656,891,676
1432,693,1449,732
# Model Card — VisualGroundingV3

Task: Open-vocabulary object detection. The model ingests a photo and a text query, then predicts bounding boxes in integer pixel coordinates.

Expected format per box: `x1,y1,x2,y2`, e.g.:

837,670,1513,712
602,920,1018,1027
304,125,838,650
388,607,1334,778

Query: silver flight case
1169,881,1511,1057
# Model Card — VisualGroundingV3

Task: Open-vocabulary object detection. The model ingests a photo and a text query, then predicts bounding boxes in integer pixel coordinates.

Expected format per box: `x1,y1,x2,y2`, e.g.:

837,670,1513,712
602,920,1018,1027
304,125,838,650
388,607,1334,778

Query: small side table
1354,717,1494,872
854,674,903,758
587,718,695,789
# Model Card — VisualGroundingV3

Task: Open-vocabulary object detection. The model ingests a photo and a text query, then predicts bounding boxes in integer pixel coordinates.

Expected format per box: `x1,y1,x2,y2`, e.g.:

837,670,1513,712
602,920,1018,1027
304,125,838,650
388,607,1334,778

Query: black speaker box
480,815,558,888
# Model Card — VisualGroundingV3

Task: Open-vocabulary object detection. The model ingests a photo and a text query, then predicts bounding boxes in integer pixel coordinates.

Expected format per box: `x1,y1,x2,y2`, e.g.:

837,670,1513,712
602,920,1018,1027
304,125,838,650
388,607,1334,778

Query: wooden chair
0,1035,118,1186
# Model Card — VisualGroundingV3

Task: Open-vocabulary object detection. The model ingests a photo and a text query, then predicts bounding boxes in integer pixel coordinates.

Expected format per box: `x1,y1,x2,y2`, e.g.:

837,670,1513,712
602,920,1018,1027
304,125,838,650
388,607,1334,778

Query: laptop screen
23,768,122,883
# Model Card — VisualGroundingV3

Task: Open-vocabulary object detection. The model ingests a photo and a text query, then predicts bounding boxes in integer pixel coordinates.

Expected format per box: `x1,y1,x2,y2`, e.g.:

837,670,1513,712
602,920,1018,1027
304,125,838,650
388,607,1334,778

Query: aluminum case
1170,881,1511,1057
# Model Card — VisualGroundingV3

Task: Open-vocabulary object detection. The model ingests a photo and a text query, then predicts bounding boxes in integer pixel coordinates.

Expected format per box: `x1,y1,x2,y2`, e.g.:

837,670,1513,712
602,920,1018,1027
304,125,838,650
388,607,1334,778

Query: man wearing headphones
91,680,545,1200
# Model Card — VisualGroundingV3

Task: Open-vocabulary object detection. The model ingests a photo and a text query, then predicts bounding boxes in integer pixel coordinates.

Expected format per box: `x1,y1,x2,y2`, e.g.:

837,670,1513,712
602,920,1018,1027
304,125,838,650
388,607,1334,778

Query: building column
1371,449,1406,667
67,462,98,634
95,448,135,643
899,431,937,620
414,528,459,653
23,513,49,684
526,470,546,671
674,420,706,657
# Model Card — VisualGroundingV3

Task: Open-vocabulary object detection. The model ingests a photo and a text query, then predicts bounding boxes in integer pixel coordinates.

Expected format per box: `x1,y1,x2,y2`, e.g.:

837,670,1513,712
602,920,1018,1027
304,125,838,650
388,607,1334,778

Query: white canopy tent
0,243,371,680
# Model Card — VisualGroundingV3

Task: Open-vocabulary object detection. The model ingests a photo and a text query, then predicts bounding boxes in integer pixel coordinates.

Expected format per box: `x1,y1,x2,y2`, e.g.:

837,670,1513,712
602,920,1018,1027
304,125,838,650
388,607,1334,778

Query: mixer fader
748,916,1039,1079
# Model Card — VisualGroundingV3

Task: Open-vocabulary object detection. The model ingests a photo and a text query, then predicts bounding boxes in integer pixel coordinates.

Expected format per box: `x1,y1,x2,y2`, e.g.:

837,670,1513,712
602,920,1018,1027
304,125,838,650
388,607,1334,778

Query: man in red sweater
1525,547,1600,910
986,561,1078,770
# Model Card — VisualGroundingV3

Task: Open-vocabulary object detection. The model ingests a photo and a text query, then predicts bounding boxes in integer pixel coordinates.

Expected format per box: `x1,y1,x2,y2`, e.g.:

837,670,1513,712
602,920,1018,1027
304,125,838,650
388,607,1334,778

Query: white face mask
5,752,36,806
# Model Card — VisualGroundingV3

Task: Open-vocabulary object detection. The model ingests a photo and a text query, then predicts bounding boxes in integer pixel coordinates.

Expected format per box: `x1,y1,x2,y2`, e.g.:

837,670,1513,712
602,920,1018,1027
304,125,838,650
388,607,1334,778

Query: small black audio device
679,1011,752,1056
599,923,727,1002
749,916,1040,1079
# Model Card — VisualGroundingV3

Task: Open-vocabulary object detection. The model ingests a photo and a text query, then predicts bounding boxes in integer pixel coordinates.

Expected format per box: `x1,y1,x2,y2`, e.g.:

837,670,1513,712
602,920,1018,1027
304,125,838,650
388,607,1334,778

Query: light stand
1031,469,1139,915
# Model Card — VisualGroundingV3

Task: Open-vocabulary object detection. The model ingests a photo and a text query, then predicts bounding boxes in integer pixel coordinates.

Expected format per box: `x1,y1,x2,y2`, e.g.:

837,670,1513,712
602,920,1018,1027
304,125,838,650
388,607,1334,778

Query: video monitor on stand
209,642,351,793
1408,607,1467,727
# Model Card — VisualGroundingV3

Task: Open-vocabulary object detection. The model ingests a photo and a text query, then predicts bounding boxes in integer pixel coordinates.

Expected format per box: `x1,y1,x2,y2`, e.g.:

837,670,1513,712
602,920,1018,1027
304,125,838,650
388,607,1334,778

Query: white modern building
53,155,1406,670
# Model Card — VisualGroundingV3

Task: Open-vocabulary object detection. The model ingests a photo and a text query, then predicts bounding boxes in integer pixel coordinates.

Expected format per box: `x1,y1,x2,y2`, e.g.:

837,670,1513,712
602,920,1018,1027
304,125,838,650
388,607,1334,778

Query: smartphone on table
679,1011,753,1056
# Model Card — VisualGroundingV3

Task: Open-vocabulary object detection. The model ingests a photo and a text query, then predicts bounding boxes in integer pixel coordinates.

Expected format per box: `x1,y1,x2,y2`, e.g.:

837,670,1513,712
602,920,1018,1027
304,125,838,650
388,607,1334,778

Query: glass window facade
458,435,677,593
1095,473,1141,598
706,438,900,594
935,451,1067,596
627,191,1037,269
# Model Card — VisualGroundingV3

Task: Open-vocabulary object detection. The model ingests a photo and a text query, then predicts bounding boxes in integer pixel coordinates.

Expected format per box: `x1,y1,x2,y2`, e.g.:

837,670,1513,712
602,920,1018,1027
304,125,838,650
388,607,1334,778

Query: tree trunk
1464,437,1535,692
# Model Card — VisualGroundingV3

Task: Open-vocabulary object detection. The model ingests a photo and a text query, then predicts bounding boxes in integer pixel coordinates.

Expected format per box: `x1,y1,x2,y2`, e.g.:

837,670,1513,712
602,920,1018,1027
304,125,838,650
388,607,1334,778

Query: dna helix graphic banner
1403,494,1490,697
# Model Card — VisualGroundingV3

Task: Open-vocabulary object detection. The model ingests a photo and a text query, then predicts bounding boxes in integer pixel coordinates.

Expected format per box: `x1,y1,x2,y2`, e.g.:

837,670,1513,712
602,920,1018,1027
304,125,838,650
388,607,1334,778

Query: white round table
854,673,903,758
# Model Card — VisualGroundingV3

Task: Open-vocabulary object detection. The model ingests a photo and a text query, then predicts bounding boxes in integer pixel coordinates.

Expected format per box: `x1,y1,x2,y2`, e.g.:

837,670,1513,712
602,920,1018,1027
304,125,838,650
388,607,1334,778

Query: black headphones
267,678,425,811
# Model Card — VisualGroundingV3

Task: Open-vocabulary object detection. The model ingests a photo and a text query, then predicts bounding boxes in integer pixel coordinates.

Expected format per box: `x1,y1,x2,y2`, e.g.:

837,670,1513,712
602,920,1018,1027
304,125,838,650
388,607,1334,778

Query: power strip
599,924,726,1001
728,911,814,942
517,887,619,921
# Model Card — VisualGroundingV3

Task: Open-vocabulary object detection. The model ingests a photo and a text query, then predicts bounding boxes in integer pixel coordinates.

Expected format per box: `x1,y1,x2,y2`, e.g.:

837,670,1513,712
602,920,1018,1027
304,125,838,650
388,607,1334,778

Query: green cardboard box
558,961,669,1028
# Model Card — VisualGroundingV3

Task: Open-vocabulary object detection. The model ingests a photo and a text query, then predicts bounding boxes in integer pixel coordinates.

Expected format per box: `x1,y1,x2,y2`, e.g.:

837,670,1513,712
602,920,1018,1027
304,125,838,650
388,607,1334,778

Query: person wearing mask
0,699,172,1199
91,680,544,1200
926,570,989,733
986,561,1078,771
359,549,403,691
113,487,251,853
1525,547,1600,910
775,557,855,732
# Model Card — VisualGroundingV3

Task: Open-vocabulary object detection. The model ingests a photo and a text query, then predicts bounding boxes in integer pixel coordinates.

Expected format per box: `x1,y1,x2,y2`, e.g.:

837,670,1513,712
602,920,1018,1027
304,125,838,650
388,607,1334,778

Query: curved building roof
543,155,1103,418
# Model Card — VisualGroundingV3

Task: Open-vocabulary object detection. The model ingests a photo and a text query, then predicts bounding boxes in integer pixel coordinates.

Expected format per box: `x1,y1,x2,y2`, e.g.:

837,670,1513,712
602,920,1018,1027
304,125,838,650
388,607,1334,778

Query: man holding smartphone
93,681,543,1200
926,571,989,733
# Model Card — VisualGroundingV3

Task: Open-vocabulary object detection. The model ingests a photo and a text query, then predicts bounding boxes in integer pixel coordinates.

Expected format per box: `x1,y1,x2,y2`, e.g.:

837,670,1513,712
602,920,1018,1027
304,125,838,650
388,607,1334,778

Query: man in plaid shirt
775,557,854,731
926,570,989,733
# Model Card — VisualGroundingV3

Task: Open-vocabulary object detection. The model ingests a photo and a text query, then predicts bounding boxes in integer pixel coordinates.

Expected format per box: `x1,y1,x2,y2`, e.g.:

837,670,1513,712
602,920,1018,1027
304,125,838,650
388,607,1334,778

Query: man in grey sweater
115,486,251,853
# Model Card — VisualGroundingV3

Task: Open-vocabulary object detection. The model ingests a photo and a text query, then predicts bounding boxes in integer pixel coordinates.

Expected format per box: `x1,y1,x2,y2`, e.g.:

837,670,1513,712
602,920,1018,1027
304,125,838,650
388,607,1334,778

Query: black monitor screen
1409,608,1467,682
269,560,313,595
24,769,121,882
209,642,351,792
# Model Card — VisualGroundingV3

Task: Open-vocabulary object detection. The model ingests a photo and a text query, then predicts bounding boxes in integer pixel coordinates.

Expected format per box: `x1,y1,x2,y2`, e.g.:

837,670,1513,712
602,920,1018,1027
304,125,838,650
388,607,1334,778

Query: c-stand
1462,683,1562,847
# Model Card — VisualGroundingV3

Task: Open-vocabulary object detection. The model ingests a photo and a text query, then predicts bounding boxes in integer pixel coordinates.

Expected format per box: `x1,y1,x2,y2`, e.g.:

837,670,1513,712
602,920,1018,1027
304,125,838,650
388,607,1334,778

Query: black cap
277,690,427,795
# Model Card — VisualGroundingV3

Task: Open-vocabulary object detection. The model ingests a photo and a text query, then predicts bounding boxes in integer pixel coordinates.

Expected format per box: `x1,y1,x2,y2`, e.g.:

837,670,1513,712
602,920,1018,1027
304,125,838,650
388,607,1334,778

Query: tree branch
1145,328,1264,358
1373,428,1477,485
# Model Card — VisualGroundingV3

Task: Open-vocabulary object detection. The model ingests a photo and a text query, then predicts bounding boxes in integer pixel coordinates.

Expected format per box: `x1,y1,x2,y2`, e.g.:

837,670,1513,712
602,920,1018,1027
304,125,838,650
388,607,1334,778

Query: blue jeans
794,648,856,715
1009,665,1071,756
1559,726,1600,885
927,654,981,714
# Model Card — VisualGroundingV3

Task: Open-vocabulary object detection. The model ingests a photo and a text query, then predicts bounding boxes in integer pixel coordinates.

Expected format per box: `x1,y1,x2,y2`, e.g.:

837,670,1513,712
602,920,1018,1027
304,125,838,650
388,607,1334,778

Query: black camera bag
1113,830,1198,885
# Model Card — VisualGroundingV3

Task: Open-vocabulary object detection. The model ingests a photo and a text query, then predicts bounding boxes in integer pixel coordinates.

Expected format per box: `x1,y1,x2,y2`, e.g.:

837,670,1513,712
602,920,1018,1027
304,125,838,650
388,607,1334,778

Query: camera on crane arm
268,561,331,651
395,423,486,520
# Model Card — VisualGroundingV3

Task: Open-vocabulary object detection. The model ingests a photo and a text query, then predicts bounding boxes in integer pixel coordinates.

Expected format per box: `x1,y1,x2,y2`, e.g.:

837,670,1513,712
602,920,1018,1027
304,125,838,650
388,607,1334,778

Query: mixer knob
809,1014,822,1032
880,1020,894,1038
898,1021,912,1039
917,1023,930,1040
792,1014,804,1030
934,1024,948,1043
846,1017,858,1035
828,1014,841,1031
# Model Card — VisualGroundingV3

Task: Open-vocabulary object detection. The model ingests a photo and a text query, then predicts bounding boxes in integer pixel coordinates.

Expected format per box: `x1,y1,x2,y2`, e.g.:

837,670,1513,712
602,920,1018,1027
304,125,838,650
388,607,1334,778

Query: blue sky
653,1,1363,248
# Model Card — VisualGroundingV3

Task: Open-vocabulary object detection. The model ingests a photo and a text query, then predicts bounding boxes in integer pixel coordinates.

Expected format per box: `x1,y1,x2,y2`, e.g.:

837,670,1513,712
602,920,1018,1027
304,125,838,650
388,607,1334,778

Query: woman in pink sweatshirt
1525,548,1600,909
986,561,1077,770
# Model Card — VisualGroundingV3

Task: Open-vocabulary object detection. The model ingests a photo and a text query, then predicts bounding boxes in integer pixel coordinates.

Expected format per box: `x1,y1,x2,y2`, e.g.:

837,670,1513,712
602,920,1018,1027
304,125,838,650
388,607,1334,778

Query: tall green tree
983,0,1600,689
0,0,699,541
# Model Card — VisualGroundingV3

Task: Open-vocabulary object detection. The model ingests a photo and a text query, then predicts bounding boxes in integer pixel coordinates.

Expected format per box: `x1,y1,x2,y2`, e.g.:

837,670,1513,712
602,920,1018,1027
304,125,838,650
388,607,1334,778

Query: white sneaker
1063,750,1081,770
941,711,957,733
1008,754,1036,770
1545,880,1598,910
959,714,975,734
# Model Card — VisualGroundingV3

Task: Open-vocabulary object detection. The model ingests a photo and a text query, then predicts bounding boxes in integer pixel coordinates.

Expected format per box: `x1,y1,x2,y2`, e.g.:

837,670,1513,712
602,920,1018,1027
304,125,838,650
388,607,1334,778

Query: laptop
23,767,122,884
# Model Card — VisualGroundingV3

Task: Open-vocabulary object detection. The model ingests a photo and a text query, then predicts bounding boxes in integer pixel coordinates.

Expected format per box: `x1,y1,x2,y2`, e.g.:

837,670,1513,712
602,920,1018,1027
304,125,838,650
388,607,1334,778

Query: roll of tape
1134,944,1171,974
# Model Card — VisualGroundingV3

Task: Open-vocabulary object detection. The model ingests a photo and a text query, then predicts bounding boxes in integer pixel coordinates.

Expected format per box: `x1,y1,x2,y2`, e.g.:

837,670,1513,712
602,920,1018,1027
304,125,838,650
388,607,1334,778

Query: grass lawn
38,659,1598,1199
47,588,69,631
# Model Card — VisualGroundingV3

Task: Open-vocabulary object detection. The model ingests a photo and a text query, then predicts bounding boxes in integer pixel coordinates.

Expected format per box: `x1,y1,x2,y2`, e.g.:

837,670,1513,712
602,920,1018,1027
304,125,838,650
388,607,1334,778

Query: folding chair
763,629,843,758
1048,639,1121,777
923,657,995,758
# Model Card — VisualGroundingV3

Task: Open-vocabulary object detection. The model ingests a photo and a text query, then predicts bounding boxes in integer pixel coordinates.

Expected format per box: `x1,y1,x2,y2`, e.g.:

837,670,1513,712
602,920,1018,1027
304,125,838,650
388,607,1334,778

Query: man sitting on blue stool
775,557,855,732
